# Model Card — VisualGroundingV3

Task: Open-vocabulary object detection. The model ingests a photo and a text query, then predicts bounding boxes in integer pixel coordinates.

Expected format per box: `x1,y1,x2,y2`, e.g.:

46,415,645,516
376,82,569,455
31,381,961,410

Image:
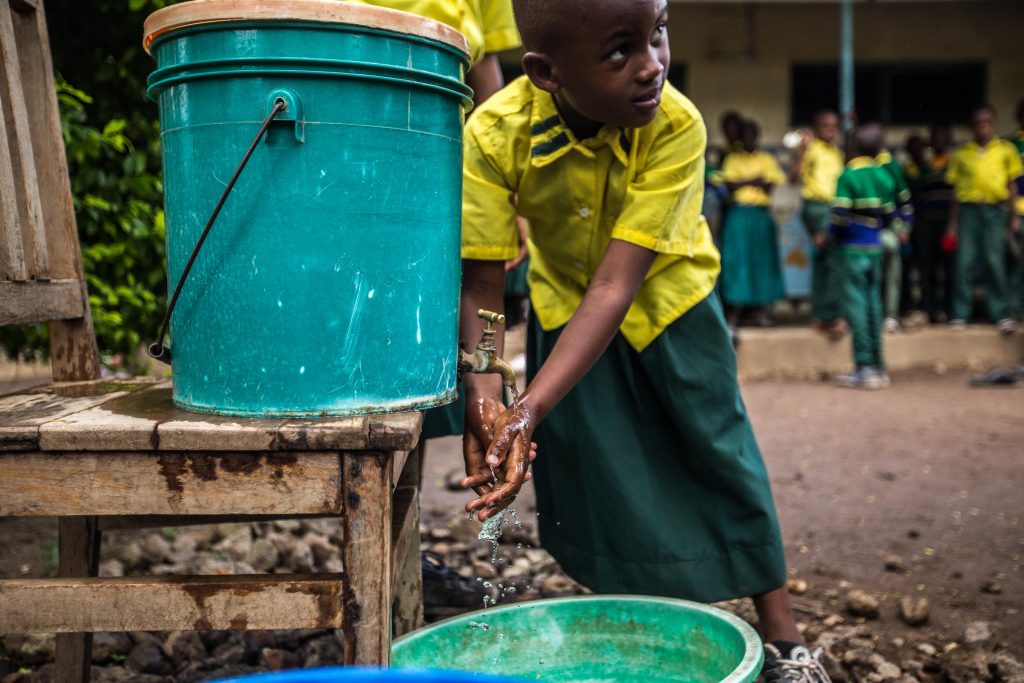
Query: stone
445,467,466,491
822,614,844,627
190,554,235,575
447,515,481,544
428,527,453,542
991,652,1024,682
963,621,992,644
787,578,809,595
540,574,578,597
877,661,902,680
302,532,338,566
114,541,144,569
1,634,55,664
163,631,207,669
245,537,281,572
285,541,315,572
97,558,124,577
90,633,133,663
942,649,992,683
211,640,246,666
139,532,174,565
298,636,344,668
916,643,937,657
898,596,930,626
168,534,198,564
845,590,880,619
322,556,344,573
261,648,296,671
884,555,905,572
472,560,498,580
429,542,451,556
272,519,303,533
980,578,1003,595
213,526,254,562
125,642,171,676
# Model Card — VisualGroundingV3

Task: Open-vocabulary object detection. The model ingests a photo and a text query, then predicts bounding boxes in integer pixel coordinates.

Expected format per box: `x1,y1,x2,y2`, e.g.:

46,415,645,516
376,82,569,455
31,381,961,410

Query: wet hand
461,395,504,496
466,400,539,520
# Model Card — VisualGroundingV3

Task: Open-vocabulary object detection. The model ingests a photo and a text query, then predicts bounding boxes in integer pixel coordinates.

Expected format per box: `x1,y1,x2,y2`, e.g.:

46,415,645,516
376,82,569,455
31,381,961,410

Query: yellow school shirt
800,138,844,202
351,0,520,66
946,139,1023,204
462,77,720,352
721,150,785,206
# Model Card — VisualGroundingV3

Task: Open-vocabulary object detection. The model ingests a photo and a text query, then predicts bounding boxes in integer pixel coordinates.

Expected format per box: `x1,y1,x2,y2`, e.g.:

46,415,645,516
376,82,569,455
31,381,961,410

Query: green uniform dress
906,155,954,321
529,294,787,602
1010,132,1024,318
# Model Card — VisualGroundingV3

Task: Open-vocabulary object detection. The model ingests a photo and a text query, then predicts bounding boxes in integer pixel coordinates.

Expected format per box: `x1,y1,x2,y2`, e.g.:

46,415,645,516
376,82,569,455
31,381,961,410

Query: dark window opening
791,62,987,126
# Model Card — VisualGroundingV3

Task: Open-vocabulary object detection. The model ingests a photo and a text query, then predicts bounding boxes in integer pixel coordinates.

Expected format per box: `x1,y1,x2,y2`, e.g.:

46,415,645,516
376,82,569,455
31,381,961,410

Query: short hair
513,0,578,52
971,104,997,119
853,122,885,157
741,119,760,137
812,109,839,126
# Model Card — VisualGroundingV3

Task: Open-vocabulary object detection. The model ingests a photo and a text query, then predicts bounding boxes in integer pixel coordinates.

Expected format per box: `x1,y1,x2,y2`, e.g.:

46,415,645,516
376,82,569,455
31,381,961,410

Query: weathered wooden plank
0,279,84,325
0,574,344,633
276,416,369,451
391,449,410,490
391,484,423,637
0,380,154,451
15,0,101,380
97,513,325,531
0,0,48,279
158,412,289,452
0,60,25,282
38,383,171,451
9,0,38,14
0,451,343,516
55,517,100,683
367,412,422,451
340,451,392,665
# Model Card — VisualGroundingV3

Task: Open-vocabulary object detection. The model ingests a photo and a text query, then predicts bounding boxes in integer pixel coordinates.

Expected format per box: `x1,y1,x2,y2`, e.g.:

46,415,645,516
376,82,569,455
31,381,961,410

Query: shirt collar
848,156,876,170
528,86,633,168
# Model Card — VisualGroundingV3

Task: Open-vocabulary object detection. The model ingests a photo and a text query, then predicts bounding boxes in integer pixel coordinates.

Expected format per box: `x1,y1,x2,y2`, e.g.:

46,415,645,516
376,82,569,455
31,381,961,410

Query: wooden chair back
0,0,100,381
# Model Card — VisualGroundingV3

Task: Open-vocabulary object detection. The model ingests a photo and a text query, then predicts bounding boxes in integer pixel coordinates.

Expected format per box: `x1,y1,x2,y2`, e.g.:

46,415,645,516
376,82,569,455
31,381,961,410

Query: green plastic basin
391,596,763,683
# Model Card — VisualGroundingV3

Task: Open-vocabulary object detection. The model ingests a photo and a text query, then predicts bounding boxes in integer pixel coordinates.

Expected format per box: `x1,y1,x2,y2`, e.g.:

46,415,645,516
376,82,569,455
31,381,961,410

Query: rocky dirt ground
1,360,1021,682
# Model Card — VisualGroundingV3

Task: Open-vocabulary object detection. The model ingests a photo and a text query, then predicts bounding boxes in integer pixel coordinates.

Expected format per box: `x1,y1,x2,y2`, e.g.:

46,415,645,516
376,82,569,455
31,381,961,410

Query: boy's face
972,110,995,141
930,127,951,153
815,113,840,144
740,126,758,152
533,0,670,131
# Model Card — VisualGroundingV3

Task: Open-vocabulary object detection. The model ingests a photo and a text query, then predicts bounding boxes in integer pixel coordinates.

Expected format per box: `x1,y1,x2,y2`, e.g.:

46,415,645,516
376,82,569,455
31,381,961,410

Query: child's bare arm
466,238,657,519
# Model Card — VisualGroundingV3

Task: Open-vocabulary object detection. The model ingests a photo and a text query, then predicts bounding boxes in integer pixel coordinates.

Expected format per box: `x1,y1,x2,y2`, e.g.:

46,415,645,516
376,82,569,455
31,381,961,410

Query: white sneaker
834,368,866,389
861,367,886,390
997,318,1017,335
883,318,900,334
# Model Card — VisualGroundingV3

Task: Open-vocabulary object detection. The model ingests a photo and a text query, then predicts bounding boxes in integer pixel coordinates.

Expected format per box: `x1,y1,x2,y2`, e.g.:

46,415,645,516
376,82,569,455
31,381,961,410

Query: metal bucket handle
148,96,289,364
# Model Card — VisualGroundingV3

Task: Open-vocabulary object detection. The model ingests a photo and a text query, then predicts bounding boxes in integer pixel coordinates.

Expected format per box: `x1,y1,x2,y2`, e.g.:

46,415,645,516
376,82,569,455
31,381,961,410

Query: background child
831,123,897,390
945,105,1022,334
876,140,914,332
720,119,786,328
457,0,831,680
790,110,847,339
1010,98,1024,320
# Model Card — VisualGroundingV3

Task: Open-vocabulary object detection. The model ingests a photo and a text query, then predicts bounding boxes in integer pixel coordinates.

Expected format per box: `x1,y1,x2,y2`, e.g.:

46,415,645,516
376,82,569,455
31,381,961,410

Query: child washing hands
456,1,832,681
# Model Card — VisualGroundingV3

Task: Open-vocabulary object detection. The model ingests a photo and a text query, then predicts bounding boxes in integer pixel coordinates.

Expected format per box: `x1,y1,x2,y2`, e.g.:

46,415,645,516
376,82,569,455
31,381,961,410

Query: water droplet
299,366,305,374
469,620,490,631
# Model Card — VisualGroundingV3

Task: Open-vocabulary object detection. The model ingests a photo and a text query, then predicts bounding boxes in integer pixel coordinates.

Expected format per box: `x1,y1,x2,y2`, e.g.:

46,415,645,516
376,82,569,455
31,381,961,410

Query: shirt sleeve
831,171,853,239
461,120,520,261
480,0,521,54
766,154,786,186
611,113,707,256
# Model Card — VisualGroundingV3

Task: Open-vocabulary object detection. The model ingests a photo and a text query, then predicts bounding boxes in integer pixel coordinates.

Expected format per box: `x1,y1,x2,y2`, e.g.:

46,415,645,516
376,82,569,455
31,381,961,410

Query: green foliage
0,1,178,370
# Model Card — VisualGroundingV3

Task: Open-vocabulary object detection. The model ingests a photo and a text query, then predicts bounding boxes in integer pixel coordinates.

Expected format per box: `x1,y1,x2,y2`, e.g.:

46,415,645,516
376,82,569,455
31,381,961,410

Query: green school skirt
720,205,786,306
528,294,787,603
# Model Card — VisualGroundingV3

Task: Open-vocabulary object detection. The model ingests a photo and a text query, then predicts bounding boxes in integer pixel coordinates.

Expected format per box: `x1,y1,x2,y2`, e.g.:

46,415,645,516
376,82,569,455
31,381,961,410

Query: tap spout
458,347,517,388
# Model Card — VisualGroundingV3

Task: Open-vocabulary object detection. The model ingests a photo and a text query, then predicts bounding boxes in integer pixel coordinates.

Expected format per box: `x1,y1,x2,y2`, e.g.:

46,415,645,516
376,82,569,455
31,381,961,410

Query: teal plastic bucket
144,1,471,416
391,596,764,683
212,668,532,682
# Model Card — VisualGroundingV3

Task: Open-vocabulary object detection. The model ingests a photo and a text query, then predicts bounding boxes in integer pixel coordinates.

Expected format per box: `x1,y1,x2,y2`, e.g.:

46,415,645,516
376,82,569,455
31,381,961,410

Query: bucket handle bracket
266,89,304,143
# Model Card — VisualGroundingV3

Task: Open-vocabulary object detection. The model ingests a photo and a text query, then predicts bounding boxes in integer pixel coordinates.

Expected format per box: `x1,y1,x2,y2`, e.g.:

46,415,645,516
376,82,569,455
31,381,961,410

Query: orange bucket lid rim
143,0,470,58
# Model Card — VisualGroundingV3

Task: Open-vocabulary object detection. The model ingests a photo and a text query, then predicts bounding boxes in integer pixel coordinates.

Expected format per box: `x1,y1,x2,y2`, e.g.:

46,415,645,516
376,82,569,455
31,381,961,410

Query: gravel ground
1,364,1021,682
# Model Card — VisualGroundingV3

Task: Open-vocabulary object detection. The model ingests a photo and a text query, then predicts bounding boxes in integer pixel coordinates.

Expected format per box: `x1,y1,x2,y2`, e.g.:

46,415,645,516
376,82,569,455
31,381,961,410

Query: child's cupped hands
463,397,538,521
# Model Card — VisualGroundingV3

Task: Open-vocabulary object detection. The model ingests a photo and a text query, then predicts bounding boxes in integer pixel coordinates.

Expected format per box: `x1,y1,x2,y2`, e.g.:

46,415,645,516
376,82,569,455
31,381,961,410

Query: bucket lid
143,0,470,58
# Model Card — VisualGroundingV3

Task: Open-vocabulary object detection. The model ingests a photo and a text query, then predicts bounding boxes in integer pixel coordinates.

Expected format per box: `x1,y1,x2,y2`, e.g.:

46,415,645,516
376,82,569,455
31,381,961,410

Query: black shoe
422,550,487,609
761,643,832,683
969,367,1019,387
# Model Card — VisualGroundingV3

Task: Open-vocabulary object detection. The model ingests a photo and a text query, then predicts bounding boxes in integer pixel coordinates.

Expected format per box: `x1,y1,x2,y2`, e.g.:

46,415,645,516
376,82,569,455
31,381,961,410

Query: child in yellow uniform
720,119,786,326
456,0,831,680
352,0,520,105
790,110,846,338
946,105,1023,334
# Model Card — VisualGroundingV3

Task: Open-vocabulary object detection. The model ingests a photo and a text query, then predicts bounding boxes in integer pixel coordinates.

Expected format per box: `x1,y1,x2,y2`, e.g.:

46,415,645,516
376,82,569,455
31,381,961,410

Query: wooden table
0,378,424,682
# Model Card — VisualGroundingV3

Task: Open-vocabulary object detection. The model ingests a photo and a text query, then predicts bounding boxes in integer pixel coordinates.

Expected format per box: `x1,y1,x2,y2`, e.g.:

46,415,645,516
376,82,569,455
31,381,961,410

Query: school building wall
668,0,1024,146
500,1,1023,149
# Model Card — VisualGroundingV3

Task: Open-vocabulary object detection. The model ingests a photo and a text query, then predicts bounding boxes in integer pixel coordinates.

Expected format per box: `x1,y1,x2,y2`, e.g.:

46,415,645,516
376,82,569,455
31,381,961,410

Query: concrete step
736,324,1024,381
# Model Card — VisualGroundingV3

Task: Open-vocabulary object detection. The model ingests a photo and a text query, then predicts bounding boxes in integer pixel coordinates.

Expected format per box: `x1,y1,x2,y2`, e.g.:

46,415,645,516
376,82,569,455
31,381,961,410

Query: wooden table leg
55,516,99,683
393,445,423,637
340,451,393,665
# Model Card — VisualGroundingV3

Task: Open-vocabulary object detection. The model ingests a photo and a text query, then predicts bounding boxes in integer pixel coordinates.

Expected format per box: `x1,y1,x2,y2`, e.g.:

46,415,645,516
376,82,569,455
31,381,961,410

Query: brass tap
458,309,516,389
